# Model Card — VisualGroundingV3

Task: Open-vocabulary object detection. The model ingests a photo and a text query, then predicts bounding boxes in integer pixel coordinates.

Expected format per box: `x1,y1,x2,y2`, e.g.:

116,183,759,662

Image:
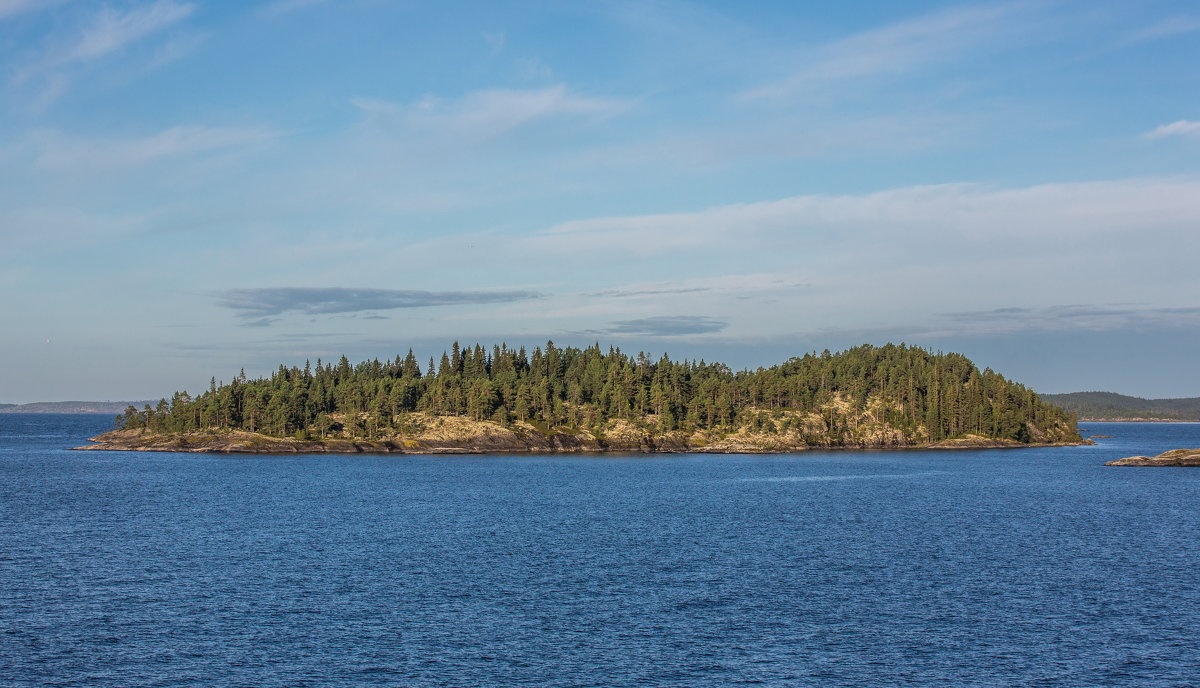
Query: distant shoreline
1040,392,1200,423
0,401,154,415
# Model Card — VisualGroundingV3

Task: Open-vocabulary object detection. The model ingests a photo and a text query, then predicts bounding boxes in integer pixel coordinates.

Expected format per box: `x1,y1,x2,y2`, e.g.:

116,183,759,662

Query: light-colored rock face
75,406,1090,455
1106,448,1200,466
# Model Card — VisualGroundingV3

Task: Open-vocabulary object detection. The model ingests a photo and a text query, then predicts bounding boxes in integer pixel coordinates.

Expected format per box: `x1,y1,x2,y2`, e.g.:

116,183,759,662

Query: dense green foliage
1039,392,1200,421
118,342,1077,443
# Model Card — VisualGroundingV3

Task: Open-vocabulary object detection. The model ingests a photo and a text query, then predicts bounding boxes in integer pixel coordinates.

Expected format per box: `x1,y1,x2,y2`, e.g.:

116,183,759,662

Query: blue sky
2,0,1199,402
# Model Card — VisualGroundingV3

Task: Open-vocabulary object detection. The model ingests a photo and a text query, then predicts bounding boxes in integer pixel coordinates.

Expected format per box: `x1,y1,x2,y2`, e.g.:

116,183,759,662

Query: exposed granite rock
927,435,1027,449
74,414,1093,455
1106,448,1200,466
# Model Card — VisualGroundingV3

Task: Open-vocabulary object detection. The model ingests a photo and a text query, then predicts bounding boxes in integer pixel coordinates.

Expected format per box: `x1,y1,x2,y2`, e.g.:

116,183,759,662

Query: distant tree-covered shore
1039,392,1200,421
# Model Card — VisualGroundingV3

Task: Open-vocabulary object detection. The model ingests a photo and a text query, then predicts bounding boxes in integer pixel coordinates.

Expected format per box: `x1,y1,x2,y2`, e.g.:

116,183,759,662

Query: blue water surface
2,415,1199,687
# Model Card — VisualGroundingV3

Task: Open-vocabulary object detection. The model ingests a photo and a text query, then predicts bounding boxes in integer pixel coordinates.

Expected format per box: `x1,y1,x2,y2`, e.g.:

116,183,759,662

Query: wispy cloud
582,316,729,337
62,1,194,64
772,304,1200,349
0,0,59,20
1123,16,1200,44
1145,120,1200,140
0,206,152,257
586,286,711,299
938,304,1200,336
351,85,630,144
260,0,328,18
743,2,1032,99
580,273,807,302
482,31,506,55
219,287,544,320
31,125,280,172
12,1,195,108
529,178,1200,258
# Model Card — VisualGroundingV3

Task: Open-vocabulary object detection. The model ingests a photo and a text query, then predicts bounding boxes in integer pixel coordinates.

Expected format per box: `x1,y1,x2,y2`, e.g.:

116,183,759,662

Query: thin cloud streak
580,274,808,302
260,0,328,18
939,304,1200,335
0,0,57,20
64,1,194,63
577,315,730,337
1145,120,1200,140
219,287,544,319
586,287,711,298
799,304,1200,343
1122,16,1200,44
10,1,196,109
30,125,281,171
352,85,630,144
742,1,1032,99
530,179,1200,257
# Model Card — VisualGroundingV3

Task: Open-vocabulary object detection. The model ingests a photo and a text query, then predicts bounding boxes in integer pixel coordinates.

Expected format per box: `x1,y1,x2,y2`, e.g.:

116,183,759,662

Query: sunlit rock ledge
73,417,1093,455
1106,449,1200,466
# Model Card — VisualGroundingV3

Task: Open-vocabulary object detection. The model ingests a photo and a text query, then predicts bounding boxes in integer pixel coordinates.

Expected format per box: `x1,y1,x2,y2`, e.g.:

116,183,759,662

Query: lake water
2,415,1199,687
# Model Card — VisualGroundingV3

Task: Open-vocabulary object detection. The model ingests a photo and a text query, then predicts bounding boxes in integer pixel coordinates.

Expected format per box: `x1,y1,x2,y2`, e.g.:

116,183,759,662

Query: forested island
79,342,1086,454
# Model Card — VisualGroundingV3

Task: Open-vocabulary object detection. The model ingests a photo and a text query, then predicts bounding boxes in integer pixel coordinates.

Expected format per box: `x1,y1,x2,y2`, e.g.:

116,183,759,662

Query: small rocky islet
1105,448,1200,467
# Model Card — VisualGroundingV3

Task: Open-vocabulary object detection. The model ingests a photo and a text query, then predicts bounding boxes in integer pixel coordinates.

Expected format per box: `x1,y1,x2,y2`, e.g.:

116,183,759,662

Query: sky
1,0,1199,403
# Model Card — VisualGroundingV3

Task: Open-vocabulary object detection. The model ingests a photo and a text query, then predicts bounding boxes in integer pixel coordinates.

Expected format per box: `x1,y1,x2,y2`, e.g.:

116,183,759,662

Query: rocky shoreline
1105,448,1200,467
74,422,1092,455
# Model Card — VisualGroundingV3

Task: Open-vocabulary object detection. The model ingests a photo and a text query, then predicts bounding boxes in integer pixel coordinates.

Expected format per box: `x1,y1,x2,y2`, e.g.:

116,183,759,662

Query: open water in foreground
2,415,1199,687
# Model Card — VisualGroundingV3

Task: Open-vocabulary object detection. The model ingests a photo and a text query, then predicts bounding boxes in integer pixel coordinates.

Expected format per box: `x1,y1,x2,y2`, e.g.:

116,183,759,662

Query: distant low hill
1040,392,1200,421
0,401,156,415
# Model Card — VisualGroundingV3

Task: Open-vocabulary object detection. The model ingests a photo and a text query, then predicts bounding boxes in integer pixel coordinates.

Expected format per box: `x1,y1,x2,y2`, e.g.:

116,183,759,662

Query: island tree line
117,342,1075,443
